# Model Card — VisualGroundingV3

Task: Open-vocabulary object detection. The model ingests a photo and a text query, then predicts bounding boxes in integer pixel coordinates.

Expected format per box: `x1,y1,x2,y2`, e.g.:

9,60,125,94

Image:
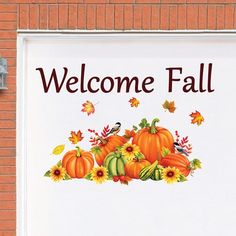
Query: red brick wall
0,1,235,235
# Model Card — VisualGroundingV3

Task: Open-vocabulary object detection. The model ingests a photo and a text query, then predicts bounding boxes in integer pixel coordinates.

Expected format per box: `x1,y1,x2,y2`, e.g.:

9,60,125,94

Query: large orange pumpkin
160,153,191,177
133,118,174,163
92,135,127,166
62,147,94,178
125,158,151,179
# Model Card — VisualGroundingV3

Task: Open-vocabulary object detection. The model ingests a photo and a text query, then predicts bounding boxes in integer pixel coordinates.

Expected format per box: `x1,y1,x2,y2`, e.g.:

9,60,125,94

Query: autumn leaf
162,100,176,113
81,101,95,115
129,97,140,108
68,130,84,144
52,145,65,155
124,129,135,139
190,110,204,126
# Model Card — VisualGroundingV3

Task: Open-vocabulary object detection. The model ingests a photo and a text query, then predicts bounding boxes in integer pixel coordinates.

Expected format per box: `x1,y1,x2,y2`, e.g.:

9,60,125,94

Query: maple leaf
190,110,204,126
124,129,135,139
81,101,95,115
129,97,140,108
162,100,176,113
68,130,84,144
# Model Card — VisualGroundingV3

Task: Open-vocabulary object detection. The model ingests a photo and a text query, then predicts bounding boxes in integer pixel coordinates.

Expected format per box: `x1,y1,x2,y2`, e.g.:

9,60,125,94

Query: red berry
119,175,125,181
113,176,119,182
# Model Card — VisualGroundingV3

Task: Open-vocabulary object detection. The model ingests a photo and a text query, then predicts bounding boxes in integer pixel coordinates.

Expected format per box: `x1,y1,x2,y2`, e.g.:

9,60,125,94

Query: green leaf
191,159,202,170
84,172,92,180
178,174,187,182
56,160,62,167
133,125,138,131
139,118,150,128
91,146,101,155
64,173,72,180
44,170,51,177
161,147,171,157
108,175,113,180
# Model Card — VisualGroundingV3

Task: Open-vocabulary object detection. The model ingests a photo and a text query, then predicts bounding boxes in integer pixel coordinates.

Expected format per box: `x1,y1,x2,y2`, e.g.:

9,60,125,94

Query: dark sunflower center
97,170,104,177
54,170,61,176
167,171,174,177
126,147,133,152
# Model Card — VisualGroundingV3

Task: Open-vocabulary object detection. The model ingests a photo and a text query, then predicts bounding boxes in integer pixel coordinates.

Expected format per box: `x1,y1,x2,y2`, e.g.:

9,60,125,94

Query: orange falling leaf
129,97,140,108
162,100,176,113
124,129,135,139
69,130,84,144
190,110,204,126
82,101,95,115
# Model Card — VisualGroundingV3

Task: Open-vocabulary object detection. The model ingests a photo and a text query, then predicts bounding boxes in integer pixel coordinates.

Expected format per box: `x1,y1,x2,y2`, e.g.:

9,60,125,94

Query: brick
0,22,16,30
68,4,77,29
215,5,224,29
0,13,17,22
133,5,142,29
39,4,48,29
0,184,15,192
198,4,207,29
87,4,96,29
142,5,151,30
105,4,114,30
187,5,198,29
0,231,16,236
0,49,16,57
0,111,15,120
124,5,133,29
225,5,234,29
48,5,58,29
59,4,68,29
78,4,86,29
0,103,15,112
0,220,15,230
208,5,217,30
0,158,15,166
84,0,108,2
0,166,15,175
0,210,16,220
19,4,29,29
136,0,160,2
151,5,159,29
115,5,123,30
160,5,169,30
0,120,15,129
0,130,16,139
0,193,15,201
110,0,133,3
0,176,15,184
178,5,186,29
0,93,16,102
29,4,39,29
169,5,177,30
0,4,17,13
96,4,105,29
0,140,15,148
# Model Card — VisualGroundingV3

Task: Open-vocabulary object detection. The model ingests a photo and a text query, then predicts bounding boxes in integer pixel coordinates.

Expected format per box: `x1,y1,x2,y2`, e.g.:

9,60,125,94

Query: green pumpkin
151,168,162,181
104,151,126,177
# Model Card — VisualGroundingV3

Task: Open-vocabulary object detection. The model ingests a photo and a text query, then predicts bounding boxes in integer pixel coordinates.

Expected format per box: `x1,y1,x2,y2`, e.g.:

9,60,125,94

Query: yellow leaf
81,101,95,115
190,110,204,126
52,145,65,155
129,97,140,108
162,100,176,113
68,130,84,144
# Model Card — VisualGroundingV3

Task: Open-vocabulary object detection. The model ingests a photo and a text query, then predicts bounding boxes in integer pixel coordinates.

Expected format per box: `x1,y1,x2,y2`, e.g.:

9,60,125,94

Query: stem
96,136,108,145
150,118,160,134
76,146,81,157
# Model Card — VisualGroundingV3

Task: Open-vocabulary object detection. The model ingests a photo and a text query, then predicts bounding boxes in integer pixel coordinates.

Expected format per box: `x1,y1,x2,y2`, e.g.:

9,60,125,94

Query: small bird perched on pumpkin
106,122,121,136
174,142,189,156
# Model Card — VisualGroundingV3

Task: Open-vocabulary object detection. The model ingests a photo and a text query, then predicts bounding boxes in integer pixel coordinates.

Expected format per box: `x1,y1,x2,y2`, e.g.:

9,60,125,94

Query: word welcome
36,63,214,94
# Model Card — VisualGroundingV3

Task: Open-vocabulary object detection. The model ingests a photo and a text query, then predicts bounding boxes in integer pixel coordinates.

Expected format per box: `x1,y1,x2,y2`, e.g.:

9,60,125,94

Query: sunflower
50,165,66,182
91,166,108,184
162,167,181,184
121,143,140,161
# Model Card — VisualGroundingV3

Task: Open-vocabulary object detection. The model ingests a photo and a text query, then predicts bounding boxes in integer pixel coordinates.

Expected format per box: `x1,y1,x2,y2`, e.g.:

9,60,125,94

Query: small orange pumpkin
160,153,191,177
133,118,174,163
125,157,151,179
92,135,127,166
62,147,94,178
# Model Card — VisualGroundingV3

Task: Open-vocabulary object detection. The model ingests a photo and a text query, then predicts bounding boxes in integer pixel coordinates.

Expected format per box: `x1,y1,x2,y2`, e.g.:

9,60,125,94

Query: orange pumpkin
125,158,151,179
93,135,127,166
133,118,174,163
160,153,191,177
62,147,94,178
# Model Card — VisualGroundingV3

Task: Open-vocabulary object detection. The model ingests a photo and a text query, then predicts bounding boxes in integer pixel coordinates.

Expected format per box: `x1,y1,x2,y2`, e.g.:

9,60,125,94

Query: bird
174,142,189,156
106,122,121,136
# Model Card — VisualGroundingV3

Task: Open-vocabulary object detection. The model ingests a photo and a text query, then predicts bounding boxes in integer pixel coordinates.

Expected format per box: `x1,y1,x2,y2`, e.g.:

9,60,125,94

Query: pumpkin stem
96,136,108,145
76,146,81,157
150,118,160,134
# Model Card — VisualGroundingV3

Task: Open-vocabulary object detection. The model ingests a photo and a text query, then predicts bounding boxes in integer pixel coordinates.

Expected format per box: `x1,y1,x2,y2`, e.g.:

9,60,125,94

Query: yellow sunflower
91,166,108,184
50,165,66,182
121,143,140,161
162,167,181,184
